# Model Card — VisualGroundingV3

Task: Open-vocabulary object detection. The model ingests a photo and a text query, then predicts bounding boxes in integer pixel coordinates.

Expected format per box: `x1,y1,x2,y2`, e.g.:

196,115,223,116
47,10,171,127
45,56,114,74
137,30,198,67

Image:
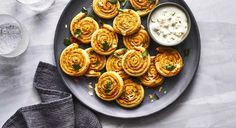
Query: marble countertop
1,0,236,127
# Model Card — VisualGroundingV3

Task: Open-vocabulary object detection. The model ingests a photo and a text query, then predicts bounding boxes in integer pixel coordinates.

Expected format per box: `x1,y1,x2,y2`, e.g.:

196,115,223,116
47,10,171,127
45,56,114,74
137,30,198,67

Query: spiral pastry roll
123,27,150,50
85,48,106,77
106,48,129,79
70,12,99,44
60,43,90,76
155,47,184,77
93,0,120,19
116,79,144,108
122,47,151,76
113,9,141,36
139,56,164,87
91,24,118,55
130,0,159,16
95,71,124,101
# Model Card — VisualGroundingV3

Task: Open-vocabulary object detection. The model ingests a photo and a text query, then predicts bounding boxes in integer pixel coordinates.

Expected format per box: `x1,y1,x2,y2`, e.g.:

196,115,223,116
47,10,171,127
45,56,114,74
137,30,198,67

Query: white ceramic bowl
147,2,191,46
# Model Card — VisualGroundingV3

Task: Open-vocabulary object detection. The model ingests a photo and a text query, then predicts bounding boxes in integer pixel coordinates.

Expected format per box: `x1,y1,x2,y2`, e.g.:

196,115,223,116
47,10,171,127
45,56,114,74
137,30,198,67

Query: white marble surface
1,0,236,127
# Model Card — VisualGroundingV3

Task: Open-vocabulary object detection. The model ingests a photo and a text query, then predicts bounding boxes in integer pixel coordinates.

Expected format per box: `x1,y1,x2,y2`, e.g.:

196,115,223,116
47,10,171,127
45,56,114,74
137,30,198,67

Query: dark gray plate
54,0,201,118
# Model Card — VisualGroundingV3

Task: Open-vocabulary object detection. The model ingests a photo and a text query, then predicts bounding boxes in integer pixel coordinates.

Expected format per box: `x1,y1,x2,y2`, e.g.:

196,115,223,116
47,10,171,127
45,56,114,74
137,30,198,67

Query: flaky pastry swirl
95,71,124,101
130,0,159,16
106,48,129,79
91,24,118,55
116,79,144,108
123,27,150,50
155,47,184,77
122,47,151,76
139,56,164,87
70,12,99,44
85,48,106,77
113,9,141,36
93,0,120,19
60,43,90,76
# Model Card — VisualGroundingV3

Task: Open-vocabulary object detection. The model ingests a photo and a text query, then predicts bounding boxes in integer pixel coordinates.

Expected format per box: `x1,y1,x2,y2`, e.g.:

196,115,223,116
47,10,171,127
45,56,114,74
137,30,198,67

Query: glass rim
16,0,41,5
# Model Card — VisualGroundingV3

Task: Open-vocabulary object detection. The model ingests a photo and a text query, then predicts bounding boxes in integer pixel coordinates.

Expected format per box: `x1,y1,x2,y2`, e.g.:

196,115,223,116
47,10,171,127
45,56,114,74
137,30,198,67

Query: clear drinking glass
16,0,55,12
0,14,29,58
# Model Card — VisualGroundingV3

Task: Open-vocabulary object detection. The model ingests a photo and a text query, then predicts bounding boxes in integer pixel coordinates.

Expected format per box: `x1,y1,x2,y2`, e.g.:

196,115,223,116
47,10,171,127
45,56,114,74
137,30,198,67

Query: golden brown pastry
91,24,118,55
70,12,99,44
123,27,150,50
93,0,120,19
122,47,151,76
60,43,90,76
139,56,164,87
155,47,184,77
85,48,106,77
130,0,159,16
113,9,141,36
116,79,144,108
95,71,124,101
106,48,129,79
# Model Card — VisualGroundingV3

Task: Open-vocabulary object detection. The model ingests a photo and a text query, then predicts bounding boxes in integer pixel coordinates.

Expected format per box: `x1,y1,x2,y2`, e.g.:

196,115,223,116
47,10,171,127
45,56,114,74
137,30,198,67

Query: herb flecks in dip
149,5,189,45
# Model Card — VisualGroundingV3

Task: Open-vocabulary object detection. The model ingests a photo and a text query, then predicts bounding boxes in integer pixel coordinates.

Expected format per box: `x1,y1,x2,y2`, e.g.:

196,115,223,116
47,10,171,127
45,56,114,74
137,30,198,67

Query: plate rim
54,0,201,119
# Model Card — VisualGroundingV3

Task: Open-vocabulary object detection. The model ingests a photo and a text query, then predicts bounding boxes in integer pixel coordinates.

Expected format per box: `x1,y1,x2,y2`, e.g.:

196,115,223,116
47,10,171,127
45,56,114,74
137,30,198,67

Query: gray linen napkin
2,62,102,128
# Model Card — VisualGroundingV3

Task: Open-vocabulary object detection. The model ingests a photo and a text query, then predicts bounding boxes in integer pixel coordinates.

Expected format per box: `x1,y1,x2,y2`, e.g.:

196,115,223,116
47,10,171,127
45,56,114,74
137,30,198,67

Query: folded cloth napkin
2,62,102,128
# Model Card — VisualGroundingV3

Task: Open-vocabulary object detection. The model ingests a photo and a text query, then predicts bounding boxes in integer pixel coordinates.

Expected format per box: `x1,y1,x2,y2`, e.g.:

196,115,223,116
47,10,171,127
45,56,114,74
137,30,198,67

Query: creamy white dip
149,5,189,45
